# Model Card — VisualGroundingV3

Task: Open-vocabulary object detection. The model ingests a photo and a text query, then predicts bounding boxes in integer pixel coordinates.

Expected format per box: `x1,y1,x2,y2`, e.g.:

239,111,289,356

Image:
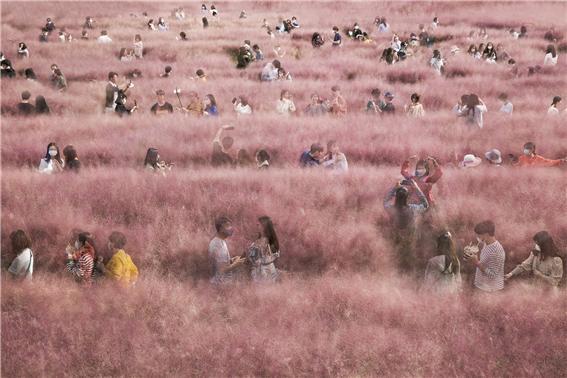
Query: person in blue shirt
204,94,219,116
332,26,342,47
299,143,324,167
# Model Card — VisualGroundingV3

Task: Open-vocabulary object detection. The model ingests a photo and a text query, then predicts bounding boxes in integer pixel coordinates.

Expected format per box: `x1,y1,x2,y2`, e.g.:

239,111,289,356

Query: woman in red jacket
401,156,443,206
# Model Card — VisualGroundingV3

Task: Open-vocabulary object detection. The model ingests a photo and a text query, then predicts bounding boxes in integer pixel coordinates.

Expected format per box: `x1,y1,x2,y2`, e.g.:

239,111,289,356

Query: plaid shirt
474,241,505,292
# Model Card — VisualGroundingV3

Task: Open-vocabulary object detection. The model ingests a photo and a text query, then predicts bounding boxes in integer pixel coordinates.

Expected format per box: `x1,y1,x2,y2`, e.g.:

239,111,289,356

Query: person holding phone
464,220,505,292
211,125,235,167
209,216,244,284
65,231,97,286
246,216,280,283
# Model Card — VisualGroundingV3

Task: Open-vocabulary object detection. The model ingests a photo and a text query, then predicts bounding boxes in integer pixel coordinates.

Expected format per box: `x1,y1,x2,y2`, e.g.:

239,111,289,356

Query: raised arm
412,180,429,213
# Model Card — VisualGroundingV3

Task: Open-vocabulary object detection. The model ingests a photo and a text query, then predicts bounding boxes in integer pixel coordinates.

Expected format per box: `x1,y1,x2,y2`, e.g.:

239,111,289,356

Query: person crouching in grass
96,232,139,286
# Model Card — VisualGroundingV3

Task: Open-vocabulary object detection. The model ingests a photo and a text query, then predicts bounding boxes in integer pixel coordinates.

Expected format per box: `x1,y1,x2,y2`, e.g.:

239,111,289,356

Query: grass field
2,1,567,376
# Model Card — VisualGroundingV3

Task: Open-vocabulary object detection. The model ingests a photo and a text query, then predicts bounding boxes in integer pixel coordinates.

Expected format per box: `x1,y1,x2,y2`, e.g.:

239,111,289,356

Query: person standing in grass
133,34,143,59
547,96,561,115
321,140,348,172
498,93,513,115
276,89,296,116
8,230,34,281
299,143,324,168
203,94,219,116
332,26,342,46
17,90,35,116
464,220,505,293
423,231,461,293
96,232,139,286
63,145,81,172
405,93,425,118
209,216,245,284
543,45,558,66
516,142,567,167
505,231,564,288
366,88,384,114
151,89,174,115
211,125,235,167
383,179,429,273
247,216,280,283
400,156,442,206
144,148,173,174
38,142,64,174
330,86,347,116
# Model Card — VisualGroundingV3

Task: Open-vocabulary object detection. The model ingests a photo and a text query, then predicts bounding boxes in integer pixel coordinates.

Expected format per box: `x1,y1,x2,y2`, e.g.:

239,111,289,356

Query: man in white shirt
498,93,513,115
208,217,244,284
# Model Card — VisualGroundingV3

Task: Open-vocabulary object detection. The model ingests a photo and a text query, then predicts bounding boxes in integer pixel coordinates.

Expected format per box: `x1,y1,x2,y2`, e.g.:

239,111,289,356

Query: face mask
74,240,81,249
523,149,531,156
415,169,426,177
534,244,541,252
49,149,58,157
224,228,234,237
476,236,483,245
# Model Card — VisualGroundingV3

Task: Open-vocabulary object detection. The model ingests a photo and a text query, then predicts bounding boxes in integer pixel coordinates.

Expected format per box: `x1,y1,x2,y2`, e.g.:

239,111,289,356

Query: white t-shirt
544,53,558,66
38,158,63,174
97,35,113,44
8,248,34,280
548,106,559,115
208,237,232,284
430,57,444,74
499,101,513,115
276,99,296,115
261,63,278,81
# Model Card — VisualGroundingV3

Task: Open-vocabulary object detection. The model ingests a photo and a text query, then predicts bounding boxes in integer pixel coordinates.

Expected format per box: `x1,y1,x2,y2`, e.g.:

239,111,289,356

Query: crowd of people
3,6,566,293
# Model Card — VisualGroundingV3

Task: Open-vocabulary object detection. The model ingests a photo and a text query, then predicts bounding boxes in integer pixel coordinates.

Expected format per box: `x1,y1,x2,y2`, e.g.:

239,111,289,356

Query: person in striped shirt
66,232,96,286
465,220,505,292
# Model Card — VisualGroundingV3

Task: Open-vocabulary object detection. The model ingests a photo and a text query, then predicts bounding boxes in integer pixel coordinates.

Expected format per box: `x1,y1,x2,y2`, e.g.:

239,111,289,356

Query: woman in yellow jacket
97,232,139,286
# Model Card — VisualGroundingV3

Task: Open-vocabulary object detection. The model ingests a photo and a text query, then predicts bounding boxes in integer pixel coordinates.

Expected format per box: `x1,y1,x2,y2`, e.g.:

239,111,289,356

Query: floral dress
247,237,279,283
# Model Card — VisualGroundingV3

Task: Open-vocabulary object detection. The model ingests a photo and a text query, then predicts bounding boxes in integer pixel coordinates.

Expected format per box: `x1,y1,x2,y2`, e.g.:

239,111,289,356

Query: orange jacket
518,154,563,167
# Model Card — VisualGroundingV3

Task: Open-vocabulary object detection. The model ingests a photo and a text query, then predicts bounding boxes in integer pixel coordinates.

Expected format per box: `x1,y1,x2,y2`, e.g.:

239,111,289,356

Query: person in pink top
517,142,566,167
400,156,443,205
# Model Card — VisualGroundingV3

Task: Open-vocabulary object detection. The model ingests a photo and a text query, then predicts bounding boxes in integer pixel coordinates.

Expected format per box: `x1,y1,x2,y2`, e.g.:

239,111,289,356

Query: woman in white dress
423,231,461,293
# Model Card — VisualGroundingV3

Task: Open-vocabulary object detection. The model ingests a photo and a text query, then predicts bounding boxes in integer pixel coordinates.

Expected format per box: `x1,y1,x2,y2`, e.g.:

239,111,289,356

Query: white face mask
415,169,426,177
476,236,483,245
523,149,531,156
49,149,58,157
74,240,81,250
534,244,541,252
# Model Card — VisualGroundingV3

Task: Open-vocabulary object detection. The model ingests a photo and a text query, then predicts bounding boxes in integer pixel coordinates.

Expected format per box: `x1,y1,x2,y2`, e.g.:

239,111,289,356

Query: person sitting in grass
96,232,139,286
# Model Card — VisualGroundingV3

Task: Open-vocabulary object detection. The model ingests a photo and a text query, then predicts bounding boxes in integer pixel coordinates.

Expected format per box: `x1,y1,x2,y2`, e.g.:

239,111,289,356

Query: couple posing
208,216,280,285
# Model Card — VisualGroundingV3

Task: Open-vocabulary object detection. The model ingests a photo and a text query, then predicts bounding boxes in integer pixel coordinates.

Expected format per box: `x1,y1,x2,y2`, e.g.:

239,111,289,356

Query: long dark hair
35,96,50,114
546,45,557,58
63,145,80,171
10,229,32,254
465,93,480,117
144,148,159,167
437,231,459,275
44,142,63,163
533,231,561,261
206,94,217,108
259,216,279,253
